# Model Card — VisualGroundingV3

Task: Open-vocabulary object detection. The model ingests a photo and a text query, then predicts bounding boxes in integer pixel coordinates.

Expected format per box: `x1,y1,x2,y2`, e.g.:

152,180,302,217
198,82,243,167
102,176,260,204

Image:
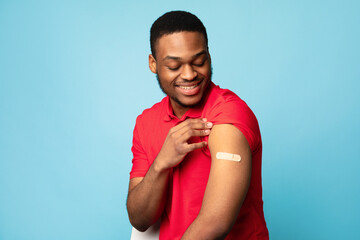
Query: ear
149,54,157,74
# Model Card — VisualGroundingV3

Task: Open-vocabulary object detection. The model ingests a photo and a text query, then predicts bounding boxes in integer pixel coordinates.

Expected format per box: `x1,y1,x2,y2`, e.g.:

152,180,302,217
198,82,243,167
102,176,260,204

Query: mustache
174,78,201,85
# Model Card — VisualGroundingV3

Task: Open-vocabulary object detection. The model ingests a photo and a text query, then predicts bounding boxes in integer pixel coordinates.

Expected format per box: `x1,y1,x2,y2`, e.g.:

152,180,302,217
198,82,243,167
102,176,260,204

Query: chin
178,81,210,107
173,94,203,108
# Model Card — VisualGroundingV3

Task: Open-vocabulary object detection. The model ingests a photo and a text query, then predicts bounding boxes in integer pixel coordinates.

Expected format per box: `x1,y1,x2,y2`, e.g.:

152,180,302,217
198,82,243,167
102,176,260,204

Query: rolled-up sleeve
204,98,261,153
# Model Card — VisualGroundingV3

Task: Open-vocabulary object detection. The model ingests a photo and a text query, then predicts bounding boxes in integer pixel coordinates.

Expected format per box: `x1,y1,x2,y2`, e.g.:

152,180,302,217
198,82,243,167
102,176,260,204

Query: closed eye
167,66,180,71
193,60,206,67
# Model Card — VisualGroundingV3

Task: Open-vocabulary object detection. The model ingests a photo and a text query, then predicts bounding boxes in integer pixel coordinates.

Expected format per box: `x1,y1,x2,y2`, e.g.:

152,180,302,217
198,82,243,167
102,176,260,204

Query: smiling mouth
176,80,202,90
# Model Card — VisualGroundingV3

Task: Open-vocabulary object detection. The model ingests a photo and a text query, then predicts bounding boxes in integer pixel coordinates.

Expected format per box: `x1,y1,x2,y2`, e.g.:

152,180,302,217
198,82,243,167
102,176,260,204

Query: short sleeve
206,99,261,152
129,115,149,179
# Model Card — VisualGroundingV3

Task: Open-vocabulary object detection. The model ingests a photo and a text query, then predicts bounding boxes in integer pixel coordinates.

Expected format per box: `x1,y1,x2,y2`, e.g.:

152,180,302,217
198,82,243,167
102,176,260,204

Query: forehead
155,31,207,59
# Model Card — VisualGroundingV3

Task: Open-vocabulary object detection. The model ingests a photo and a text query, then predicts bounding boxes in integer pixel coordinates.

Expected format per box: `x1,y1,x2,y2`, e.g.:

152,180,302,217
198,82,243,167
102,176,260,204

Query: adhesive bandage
216,152,241,162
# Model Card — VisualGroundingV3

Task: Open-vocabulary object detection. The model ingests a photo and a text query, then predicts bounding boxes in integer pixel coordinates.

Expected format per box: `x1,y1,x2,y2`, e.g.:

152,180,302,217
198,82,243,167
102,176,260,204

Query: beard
156,65,213,108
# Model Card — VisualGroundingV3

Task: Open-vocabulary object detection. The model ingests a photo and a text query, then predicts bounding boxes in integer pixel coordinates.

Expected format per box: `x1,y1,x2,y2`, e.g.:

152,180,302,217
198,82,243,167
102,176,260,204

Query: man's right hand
127,118,213,231
155,118,213,170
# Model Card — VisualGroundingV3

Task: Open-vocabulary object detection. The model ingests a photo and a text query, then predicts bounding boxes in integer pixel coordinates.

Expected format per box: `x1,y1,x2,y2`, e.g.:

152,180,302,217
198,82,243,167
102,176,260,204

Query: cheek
198,68,211,78
196,63,211,76
160,70,179,82
158,72,177,86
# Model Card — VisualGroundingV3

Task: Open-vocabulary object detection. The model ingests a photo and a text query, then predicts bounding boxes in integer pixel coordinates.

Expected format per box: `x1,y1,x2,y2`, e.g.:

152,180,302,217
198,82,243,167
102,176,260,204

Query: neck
170,100,190,119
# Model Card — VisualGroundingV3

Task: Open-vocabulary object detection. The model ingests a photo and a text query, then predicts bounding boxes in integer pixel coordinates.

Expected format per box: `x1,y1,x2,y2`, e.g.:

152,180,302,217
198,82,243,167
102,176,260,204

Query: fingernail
206,122,213,128
202,118,207,122
204,129,210,134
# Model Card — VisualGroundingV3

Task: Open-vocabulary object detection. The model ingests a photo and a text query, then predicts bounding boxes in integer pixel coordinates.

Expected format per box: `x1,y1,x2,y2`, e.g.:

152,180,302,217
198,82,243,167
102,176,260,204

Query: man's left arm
181,124,252,239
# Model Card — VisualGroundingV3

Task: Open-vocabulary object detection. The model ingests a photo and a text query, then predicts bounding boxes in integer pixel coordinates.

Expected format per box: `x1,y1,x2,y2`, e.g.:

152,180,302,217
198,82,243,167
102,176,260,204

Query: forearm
127,118,211,232
127,159,170,231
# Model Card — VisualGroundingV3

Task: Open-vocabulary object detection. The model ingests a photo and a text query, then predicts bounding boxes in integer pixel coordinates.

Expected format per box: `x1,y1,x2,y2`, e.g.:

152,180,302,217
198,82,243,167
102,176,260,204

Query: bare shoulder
208,124,250,156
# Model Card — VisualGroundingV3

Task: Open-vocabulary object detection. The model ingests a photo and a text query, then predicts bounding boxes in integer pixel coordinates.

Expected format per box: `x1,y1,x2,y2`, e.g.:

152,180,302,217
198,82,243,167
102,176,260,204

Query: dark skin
127,32,213,231
127,32,251,239
149,31,212,117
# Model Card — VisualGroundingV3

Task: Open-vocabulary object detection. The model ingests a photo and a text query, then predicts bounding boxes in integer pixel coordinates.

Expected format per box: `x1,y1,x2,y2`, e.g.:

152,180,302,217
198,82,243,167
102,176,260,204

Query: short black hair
150,11,208,59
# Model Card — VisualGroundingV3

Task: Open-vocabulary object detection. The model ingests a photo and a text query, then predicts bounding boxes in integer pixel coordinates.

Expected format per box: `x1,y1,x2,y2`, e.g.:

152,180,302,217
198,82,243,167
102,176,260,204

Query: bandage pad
216,152,241,162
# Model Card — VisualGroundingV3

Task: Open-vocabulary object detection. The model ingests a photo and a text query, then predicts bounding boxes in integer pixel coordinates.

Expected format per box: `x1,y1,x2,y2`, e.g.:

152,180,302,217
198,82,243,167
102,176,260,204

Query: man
127,11,269,240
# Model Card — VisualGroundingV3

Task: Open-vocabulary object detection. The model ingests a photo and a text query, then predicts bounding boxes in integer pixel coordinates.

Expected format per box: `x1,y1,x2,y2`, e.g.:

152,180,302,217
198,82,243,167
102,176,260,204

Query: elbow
210,221,233,239
126,195,162,232
127,204,151,232
133,224,150,233
128,215,151,232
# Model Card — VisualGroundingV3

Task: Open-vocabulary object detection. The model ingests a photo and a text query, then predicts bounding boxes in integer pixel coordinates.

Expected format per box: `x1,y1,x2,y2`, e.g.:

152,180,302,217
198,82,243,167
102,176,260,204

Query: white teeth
178,84,198,90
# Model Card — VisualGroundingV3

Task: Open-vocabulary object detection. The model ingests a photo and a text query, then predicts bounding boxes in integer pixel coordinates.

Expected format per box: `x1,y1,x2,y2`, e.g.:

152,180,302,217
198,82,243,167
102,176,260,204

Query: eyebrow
162,50,207,61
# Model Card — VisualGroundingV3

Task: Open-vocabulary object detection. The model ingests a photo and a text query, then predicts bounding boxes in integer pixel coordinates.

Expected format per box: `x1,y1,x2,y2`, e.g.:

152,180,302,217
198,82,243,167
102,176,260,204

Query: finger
169,119,212,145
173,128,210,146
187,120,213,130
174,119,213,137
185,141,208,152
172,118,208,132
172,126,208,145
182,129,211,140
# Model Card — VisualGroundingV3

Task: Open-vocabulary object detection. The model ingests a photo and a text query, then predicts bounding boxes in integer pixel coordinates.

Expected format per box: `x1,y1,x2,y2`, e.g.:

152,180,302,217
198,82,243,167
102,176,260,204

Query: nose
180,64,198,81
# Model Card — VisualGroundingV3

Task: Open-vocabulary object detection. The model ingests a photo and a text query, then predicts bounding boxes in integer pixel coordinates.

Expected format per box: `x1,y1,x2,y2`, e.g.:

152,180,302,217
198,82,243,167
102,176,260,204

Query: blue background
1,0,359,239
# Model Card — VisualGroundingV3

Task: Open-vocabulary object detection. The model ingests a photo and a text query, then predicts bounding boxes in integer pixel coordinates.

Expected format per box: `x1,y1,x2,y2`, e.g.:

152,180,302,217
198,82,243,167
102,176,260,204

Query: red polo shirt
130,82,269,239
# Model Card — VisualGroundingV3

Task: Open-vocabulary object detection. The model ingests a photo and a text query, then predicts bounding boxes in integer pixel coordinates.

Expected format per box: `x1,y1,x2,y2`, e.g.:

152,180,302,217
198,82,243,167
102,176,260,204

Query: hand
155,118,213,170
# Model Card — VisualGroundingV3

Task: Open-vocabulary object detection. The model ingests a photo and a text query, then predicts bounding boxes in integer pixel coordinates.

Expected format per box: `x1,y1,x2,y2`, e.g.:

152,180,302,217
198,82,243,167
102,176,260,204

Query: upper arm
198,123,252,229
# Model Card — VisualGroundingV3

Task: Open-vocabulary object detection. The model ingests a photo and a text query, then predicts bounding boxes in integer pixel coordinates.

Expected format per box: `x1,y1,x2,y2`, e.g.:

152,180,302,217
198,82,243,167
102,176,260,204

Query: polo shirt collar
163,96,175,121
